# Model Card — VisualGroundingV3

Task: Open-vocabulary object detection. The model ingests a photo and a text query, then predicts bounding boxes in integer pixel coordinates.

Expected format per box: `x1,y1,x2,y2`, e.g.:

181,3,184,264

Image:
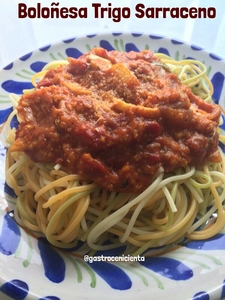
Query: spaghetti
4,49,225,255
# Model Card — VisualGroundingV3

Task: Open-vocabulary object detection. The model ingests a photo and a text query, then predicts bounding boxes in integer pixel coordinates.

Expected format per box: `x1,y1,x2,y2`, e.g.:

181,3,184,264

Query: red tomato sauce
11,48,221,193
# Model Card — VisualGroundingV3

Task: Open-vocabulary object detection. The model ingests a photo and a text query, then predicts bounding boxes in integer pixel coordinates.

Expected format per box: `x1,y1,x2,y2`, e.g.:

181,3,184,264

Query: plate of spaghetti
0,32,225,300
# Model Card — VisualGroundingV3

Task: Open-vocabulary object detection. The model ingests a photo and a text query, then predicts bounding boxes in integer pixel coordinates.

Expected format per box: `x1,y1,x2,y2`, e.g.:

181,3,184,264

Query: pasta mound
4,48,225,253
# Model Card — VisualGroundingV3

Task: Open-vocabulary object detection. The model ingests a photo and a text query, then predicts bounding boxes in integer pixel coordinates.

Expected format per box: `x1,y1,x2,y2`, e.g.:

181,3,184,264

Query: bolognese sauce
10,47,221,193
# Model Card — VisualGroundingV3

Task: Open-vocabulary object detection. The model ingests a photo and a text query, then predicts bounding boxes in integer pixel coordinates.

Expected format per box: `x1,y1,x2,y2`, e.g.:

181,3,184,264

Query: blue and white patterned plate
0,32,225,300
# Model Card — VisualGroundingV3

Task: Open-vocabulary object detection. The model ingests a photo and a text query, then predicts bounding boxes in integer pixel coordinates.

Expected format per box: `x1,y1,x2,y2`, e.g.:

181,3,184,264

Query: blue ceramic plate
0,32,225,300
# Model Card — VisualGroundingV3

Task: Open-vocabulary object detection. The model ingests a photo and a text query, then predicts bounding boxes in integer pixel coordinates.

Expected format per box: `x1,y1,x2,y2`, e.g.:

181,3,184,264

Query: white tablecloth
0,0,224,69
